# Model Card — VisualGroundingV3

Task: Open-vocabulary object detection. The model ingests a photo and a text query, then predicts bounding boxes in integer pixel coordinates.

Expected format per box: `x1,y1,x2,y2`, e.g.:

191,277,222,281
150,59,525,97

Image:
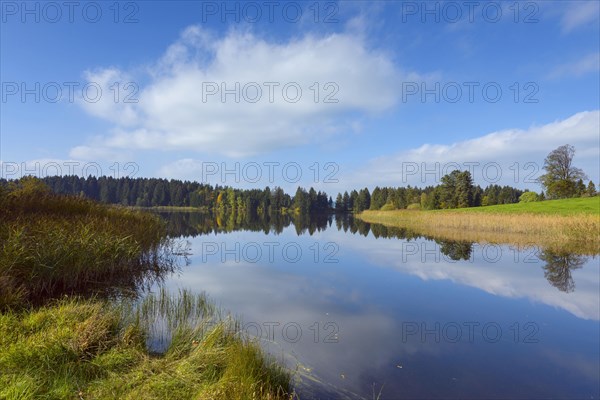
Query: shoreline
0,181,293,399
357,208,600,255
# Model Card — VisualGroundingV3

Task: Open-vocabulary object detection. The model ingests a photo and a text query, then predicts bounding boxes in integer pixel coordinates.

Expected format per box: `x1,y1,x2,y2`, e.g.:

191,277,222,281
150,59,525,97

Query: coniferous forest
0,171,530,214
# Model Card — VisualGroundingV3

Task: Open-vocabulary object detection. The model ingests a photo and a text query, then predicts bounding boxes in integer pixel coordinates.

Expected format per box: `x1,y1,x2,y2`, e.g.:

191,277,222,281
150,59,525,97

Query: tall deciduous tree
538,144,587,199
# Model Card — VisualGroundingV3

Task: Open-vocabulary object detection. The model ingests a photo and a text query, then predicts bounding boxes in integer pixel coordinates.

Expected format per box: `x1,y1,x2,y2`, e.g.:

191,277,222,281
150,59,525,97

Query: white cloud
344,110,600,189
156,158,203,180
68,144,132,162
78,68,139,126
560,1,600,32
549,52,600,79
76,26,416,158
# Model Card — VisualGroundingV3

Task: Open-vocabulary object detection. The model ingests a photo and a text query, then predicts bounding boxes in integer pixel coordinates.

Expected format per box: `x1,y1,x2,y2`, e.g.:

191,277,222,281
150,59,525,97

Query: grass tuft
0,290,293,399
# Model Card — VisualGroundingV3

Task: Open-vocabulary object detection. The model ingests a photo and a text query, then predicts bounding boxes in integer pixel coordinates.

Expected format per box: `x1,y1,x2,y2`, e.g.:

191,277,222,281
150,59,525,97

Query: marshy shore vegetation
0,178,293,399
0,289,292,399
0,176,169,308
359,197,600,255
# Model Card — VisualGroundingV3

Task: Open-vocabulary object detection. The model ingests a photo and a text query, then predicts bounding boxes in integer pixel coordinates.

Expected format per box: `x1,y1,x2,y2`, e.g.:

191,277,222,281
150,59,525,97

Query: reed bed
0,180,293,398
359,209,600,255
0,289,293,399
0,180,172,308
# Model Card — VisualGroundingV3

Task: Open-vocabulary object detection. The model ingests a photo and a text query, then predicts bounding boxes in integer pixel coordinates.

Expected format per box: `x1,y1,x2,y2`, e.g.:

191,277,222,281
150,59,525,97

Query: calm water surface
155,212,600,399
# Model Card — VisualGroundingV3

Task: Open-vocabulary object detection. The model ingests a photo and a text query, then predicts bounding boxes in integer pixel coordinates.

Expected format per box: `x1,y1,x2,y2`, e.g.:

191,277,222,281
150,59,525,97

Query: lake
155,211,599,399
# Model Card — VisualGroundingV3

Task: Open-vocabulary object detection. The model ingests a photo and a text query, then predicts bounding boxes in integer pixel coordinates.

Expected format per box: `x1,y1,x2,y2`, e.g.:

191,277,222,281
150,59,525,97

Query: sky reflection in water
157,213,599,399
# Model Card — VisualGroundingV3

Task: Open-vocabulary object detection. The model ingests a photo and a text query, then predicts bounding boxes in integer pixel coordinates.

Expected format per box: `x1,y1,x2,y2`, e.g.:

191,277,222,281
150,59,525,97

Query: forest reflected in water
157,210,593,296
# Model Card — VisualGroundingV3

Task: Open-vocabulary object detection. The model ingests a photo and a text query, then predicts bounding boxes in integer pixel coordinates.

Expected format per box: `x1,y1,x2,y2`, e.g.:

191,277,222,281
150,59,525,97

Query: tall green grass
0,289,293,399
0,179,293,398
0,177,174,308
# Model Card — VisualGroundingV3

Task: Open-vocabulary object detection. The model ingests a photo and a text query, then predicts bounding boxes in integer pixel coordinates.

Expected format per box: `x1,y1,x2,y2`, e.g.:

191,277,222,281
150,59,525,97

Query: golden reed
358,210,600,255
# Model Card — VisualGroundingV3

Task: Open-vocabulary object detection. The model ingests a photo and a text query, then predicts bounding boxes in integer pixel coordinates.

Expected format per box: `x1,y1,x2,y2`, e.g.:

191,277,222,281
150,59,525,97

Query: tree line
0,175,333,216
0,174,529,214
333,174,525,212
1,145,593,214
334,144,596,212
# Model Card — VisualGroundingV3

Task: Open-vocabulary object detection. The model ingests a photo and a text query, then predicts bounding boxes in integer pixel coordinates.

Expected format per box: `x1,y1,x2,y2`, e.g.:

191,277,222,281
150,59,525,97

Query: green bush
519,191,539,203
407,203,421,210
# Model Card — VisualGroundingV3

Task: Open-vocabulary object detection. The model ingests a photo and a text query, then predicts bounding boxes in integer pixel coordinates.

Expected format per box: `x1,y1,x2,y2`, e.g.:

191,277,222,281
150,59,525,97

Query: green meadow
446,197,600,215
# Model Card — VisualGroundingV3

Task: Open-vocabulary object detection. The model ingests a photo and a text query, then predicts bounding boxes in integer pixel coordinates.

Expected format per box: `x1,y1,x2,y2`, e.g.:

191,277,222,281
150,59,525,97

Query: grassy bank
449,196,600,215
0,290,292,399
359,197,600,254
0,178,293,399
0,178,170,308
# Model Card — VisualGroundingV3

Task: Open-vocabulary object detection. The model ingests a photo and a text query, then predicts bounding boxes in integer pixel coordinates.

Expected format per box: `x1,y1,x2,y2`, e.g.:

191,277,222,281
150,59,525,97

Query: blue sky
1,0,599,193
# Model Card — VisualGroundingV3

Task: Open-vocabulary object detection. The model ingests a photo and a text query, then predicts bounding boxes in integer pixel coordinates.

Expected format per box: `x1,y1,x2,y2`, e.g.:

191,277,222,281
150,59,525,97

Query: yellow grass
358,210,600,255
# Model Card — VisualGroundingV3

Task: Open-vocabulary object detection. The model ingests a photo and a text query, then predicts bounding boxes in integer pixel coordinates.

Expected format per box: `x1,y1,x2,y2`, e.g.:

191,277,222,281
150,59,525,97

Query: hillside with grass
447,197,600,215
